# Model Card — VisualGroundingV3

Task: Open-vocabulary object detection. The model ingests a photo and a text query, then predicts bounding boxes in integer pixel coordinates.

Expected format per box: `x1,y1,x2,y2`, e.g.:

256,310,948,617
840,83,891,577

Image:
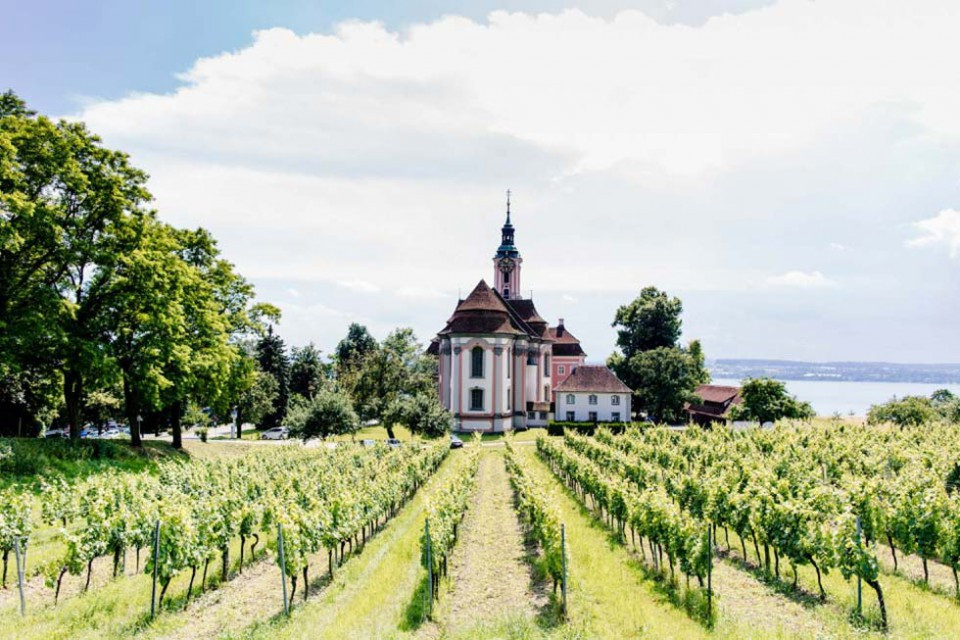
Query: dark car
450,434,464,449
386,438,402,448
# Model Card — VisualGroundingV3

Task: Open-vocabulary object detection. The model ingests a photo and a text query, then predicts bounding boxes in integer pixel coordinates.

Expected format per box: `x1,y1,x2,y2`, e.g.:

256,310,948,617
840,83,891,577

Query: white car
261,427,290,440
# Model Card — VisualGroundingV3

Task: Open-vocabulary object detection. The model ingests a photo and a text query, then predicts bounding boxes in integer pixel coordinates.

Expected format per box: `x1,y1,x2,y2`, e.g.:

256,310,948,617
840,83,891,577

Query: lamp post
231,407,239,439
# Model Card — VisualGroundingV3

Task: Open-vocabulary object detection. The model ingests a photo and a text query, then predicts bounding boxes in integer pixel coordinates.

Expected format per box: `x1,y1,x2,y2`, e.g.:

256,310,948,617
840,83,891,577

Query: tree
867,396,936,427
256,327,289,430
624,347,702,423
608,287,707,422
383,390,452,438
287,388,359,441
612,287,683,357
335,323,377,371
349,328,435,438
729,377,815,425
236,369,279,430
289,343,328,400
0,91,151,438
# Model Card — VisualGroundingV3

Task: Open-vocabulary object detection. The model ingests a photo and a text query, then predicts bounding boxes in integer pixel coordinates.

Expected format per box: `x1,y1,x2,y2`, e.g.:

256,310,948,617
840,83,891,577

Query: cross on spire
505,188,511,224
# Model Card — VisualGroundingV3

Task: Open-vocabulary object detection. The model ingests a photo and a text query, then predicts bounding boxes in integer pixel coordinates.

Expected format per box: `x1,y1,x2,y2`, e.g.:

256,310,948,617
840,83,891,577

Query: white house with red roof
554,365,632,423
429,195,626,432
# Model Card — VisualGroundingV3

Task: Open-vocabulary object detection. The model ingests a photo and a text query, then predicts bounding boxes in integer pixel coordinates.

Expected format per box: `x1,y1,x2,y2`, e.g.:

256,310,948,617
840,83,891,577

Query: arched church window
471,346,484,378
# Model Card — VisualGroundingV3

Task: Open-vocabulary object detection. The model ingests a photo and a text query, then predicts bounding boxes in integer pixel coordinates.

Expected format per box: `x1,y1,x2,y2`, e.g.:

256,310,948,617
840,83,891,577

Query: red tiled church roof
554,365,632,393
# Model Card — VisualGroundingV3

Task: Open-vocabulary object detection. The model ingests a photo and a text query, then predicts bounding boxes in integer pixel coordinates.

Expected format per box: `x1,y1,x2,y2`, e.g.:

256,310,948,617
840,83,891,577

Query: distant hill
709,359,960,384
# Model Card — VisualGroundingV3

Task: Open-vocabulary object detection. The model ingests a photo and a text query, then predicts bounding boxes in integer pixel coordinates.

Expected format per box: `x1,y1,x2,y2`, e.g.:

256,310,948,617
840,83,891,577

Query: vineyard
3,424,960,639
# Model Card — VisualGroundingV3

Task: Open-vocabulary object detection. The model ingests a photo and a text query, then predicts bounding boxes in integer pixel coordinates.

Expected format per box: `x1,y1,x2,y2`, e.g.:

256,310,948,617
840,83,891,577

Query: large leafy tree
0,90,151,437
287,387,359,441
867,395,937,428
335,323,377,372
608,287,708,423
728,377,815,425
383,389,451,438
349,328,435,438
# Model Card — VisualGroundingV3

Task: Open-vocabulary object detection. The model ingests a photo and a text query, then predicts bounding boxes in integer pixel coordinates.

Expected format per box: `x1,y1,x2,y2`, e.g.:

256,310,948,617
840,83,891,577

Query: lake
711,377,960,417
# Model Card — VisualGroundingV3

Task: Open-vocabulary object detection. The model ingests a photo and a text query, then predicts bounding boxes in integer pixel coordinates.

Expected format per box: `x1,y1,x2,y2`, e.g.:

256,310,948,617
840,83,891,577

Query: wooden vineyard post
150,520,160,618
561,523,568,618
14,536,26,617
425,518,433,618
277,523,289,616
855,516,863,618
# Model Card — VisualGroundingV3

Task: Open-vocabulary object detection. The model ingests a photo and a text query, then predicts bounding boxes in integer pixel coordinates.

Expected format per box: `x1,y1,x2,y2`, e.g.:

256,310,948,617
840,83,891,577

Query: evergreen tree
256,326,290,429
289,343,327,400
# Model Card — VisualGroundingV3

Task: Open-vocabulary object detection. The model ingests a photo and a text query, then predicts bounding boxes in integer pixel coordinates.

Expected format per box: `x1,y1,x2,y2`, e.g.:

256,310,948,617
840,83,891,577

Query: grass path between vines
516,447,710,640
423,450,546,638
226,449,467,640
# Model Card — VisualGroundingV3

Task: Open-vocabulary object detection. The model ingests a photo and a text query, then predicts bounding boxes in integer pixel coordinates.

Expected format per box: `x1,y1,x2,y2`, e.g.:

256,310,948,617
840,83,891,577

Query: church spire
494,189,522,298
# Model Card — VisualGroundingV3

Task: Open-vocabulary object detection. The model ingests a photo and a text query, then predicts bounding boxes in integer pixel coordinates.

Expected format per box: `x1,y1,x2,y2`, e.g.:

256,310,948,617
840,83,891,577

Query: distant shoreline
709,358,960,385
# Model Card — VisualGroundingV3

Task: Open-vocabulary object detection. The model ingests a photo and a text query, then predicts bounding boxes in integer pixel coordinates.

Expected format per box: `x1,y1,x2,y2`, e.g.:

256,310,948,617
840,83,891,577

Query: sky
3,0,959,364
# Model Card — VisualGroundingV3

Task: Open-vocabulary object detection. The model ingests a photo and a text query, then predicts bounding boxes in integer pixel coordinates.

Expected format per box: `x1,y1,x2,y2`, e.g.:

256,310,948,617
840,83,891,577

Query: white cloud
337,279,381,294
562,294,579,303
285,287,301,298
829,243,847,252
907,209,960,257
64,1,960,360
765,271,838,289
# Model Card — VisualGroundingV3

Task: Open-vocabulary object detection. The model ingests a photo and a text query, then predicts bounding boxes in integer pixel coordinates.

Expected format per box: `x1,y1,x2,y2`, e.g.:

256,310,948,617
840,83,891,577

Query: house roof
554,365,632,393
545,320,585,357
693,384,741,405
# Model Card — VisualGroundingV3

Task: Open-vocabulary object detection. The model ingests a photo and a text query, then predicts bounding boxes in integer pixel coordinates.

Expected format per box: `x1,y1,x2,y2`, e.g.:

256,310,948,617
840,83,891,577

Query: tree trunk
221,546,230,582
185,566,196,607
290,574,297,603
136,546,141,573
329,549,334,578
55,567,67,604
752,534,762,567
809,555,825,600
952,565,959,599
113,546,122,578
774,547,780,579
866,578,888,630
171,400,183,450
922,556,929,584
202,559,210,591
85,559,94,591
303,566,309,601
239,535,245,573
740,535,748,563
251,533,259,560
159,577,171,607
64,368,84,440
123,374,142,447
2,549,7,588
385,423,396,439
886,533,898,571
724,526,731,551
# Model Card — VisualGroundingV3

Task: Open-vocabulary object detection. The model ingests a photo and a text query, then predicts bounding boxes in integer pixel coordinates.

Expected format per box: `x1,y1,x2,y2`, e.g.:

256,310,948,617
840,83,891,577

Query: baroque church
429,195,629,432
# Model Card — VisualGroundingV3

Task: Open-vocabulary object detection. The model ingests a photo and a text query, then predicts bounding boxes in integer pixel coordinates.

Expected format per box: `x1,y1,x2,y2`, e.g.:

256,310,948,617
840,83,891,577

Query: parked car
360,439,377,447
44,428,68,438
450,434,464,449
261,426,290,440
386,438,402,448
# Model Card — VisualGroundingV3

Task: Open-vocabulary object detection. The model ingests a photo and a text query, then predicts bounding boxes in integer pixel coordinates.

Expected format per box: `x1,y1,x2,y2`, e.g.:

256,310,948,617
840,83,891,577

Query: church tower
493,190,522,299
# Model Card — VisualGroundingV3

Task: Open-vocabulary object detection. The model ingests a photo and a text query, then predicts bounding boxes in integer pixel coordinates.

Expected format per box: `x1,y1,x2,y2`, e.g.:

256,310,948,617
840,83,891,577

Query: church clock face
499,257,514,274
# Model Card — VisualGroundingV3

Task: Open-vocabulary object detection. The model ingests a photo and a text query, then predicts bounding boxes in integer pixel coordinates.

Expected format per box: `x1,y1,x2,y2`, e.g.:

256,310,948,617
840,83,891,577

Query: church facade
429,198,590,432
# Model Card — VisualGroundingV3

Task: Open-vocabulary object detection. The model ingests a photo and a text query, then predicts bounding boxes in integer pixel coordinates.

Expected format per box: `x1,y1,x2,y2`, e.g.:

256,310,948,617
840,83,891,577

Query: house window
566,411,575,421
506,349,511,378
588,394,598,405
565,394,575,405
527,351,536,365
612,395,621,406
612,412,621,422
544,354,550,370
589,411,598,422
527,411,536,420
471,346,484,378
507,388,511,411
539,411,548,420
470,389,484,411
544,385,550,399
558,365,565,375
